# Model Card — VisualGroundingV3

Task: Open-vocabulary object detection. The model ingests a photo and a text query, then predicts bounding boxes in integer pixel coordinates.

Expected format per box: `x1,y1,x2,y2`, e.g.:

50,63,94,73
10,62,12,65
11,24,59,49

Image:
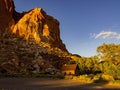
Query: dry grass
64,74,120,85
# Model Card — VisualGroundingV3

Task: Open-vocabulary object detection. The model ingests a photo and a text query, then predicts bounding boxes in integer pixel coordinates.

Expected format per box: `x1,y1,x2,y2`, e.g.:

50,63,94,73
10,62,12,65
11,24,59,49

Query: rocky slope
0,0,70,75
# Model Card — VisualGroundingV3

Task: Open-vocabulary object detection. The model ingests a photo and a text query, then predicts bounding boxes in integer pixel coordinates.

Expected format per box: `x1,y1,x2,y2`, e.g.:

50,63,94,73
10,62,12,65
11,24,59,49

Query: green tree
97,43,120,65
71,55,100,74
97,43,120,79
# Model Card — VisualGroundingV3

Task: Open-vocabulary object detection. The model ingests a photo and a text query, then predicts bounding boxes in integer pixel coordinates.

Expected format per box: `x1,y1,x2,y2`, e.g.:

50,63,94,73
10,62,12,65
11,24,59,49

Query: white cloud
93,31,120,40
116,34,120,39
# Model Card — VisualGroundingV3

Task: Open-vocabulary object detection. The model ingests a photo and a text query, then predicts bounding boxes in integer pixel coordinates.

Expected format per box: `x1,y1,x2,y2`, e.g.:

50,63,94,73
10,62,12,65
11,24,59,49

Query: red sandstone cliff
0,0,70,74
0,0,14,36
12,8,67,51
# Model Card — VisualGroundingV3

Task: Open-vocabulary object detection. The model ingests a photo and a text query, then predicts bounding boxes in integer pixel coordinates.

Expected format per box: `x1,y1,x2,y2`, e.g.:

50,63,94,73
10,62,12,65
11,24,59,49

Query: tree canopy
97,43,120,65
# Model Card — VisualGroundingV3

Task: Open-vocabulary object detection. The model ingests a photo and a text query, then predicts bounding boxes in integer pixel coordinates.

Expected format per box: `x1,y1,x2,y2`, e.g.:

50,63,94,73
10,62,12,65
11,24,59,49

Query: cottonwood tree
97,43,120,65
96,43,120,78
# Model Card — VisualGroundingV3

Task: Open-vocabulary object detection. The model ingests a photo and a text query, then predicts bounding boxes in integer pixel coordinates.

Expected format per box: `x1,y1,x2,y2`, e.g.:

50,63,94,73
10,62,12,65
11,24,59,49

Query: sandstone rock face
12,8,67,51
0,0,15,36
0,42,19,74
0,0,70,75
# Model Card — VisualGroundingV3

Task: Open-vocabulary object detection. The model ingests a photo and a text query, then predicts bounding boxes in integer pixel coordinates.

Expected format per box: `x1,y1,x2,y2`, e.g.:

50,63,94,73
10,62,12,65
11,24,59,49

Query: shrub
94,74,114,83
102,74,114,81
72,74,93,83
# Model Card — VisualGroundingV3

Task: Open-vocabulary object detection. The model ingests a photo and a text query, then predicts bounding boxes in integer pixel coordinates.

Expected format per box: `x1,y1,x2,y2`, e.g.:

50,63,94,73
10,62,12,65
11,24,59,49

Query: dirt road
0,78,120,90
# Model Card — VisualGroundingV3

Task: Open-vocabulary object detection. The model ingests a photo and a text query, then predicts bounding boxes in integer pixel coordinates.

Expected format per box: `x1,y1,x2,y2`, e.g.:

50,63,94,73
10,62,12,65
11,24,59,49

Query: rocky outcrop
12,8,67,51
0,0,70,75
0,0,15,37
0,42,19,74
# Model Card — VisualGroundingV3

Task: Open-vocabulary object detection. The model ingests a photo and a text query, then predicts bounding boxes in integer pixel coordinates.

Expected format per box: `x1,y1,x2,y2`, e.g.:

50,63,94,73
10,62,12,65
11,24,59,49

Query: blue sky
14,0,120,57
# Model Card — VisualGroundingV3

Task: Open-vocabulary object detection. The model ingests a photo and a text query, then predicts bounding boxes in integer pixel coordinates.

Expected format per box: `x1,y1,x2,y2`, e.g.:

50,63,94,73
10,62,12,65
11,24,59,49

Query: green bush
72,74,94,83
94,74,114,83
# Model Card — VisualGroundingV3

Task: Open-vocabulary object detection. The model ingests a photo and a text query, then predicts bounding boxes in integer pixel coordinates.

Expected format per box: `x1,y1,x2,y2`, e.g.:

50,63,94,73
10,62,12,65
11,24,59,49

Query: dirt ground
0,78,120,90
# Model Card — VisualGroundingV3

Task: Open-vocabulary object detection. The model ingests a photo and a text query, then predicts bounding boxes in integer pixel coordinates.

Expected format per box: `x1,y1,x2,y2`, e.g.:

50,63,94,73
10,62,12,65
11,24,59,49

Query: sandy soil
0,78,120,90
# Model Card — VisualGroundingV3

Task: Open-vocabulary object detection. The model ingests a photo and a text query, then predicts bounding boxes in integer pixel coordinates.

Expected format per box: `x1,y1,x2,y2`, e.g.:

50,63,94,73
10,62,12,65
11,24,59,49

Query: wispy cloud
92,31,120,40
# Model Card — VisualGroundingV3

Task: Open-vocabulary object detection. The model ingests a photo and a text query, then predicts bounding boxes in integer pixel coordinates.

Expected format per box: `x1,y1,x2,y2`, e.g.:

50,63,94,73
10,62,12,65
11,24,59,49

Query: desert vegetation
65,43,120,85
